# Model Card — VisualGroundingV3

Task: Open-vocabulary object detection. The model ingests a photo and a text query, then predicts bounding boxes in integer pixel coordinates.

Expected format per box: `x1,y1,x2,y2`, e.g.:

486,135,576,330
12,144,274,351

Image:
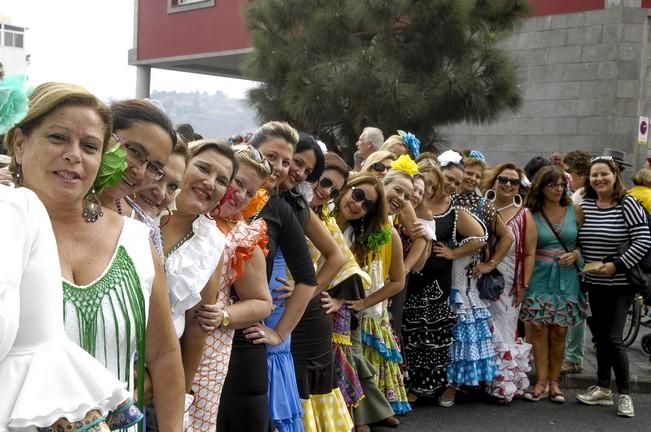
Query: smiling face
460,164,484,194
441,166,464,197
13,105,106,209
338,181,378,222
384,175,414,215
311,168,346,207
110,121,173,198
220,163,267,218
410,177,425,207
589,162,616,198
134,153,186,218
258,137,293,189
494,168,520,203
282,148,317,190
174,148,234,215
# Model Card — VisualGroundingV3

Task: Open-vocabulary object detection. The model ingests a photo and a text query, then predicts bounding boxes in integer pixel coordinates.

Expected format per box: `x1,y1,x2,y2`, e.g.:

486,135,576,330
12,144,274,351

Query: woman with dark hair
100,99,177,215
520,166,585,404
576,157,651,418
481,162,534,403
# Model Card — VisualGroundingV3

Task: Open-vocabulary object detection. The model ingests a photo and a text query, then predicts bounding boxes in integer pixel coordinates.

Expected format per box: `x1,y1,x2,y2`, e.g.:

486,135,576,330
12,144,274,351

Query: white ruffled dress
165,215,226,338
0,186,128,431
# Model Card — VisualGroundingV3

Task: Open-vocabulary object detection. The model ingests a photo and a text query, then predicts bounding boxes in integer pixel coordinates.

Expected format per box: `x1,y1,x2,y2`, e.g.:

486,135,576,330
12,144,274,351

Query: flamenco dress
0,186,140,431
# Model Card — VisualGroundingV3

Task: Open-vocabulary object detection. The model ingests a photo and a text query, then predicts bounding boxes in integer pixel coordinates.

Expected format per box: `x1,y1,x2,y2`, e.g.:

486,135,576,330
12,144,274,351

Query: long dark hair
111,99,177,150
296,132,325,182
524,166,569,213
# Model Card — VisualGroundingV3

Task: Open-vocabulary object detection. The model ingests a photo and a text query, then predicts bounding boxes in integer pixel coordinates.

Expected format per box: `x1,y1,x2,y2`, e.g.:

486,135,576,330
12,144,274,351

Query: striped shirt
579,195,651,287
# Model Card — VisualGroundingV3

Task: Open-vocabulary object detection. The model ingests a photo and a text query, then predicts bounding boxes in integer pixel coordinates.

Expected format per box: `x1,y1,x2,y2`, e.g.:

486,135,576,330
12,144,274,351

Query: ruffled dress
520,207,586,326
403,206,456,396
187,218,268,431
0,186,136,431
266,251,304,432
164,214,226,338
358,235,411,415
486,208,532,402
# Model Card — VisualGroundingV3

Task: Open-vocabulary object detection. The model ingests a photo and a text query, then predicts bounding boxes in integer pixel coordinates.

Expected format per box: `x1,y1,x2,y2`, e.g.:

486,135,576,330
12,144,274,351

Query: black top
259,196,317,286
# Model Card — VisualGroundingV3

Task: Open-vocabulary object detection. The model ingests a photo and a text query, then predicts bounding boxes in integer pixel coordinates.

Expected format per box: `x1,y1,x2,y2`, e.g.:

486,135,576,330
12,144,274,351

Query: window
168,0,214,14
3,24,25,48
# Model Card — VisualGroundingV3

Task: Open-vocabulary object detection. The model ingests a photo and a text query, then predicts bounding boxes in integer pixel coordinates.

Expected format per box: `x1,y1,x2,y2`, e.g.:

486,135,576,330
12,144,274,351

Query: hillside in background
152,90,259,139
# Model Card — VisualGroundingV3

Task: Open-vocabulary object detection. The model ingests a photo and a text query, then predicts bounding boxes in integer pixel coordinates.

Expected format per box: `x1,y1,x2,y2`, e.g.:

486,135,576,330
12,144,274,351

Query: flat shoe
438,397,455,408
524,381,549,402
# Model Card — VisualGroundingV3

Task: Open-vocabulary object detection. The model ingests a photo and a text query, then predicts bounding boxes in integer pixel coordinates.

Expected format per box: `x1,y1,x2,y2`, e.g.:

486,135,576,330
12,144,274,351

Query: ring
259,330,266,337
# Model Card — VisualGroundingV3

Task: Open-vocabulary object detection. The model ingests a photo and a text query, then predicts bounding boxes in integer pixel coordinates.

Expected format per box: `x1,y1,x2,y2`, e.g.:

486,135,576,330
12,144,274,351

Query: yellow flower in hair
391,154,419,176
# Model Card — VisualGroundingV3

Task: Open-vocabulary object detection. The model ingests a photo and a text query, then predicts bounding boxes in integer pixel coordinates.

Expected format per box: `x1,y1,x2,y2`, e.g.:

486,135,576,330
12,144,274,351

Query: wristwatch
221,309,231,328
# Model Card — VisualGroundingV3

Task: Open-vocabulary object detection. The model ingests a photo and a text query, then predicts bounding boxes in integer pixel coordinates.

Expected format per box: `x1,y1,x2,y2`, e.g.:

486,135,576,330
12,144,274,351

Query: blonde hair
5,82,112,157
634,168,651,187
416,158,443,200
362,151,396,173
232,144,272,180
249,121,299,149
379,135,407,155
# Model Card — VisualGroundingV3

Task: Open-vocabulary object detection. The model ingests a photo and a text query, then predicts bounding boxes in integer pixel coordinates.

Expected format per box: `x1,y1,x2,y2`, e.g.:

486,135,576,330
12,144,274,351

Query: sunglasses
351,187,376,213
496,176,521,187
236,145,273,175
318,176,340,199
371,162,391,173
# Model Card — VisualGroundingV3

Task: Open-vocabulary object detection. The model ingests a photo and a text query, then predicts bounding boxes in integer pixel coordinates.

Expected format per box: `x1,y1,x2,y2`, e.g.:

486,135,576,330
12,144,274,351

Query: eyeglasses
236,145,273,175
545,182,567,190
113,134,166,181
371,162,391,173
318,176,340,199
496,176,521,187
351,187,376,213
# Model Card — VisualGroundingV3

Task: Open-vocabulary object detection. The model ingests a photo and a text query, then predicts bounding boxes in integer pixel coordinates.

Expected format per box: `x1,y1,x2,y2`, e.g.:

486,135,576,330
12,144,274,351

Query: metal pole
135,65,151,99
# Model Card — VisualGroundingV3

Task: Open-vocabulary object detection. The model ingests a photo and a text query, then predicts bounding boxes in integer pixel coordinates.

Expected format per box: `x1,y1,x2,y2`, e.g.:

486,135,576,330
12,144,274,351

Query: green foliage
243,0,531,157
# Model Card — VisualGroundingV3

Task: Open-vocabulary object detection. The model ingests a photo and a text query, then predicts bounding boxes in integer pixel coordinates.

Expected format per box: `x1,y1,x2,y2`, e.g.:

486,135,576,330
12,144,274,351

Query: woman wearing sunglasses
576,157,651,418
361,150,396,180
480,163,535,403
520,166,585,405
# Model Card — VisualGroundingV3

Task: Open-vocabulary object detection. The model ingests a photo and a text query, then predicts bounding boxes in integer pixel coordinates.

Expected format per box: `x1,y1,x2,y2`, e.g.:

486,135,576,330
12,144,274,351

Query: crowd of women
1,79,650,432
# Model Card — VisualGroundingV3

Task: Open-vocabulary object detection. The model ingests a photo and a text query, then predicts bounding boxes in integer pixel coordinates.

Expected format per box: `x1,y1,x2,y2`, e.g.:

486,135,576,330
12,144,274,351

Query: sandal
524,380,549,402
356,425,371,432
560,362,583,375
549,381,565,404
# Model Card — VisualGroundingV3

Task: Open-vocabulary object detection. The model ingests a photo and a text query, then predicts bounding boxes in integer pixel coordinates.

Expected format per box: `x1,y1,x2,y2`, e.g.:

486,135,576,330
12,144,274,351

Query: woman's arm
476,216,513,274
227,247,273,328
180,258,223,392
348,228,405,311
515,211,538,306
434,209,486,260
404,237,428,273
304,209,346,293
146,249,184,430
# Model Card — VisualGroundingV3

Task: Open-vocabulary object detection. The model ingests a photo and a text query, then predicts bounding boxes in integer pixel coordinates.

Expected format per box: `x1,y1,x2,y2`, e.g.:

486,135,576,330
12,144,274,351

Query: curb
527,372,651,394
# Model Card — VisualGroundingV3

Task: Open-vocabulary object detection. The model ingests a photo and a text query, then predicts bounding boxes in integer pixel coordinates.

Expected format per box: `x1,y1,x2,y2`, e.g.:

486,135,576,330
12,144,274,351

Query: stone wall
441,5,651,170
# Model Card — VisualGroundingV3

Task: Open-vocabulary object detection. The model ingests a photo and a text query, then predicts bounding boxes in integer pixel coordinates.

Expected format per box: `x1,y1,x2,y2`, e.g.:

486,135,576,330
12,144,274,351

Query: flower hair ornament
464,149,486,163
366,225,392,251
397,130,420,158
437,150,464,167
390,154,419,177
94,142,128,196
0,74,30,134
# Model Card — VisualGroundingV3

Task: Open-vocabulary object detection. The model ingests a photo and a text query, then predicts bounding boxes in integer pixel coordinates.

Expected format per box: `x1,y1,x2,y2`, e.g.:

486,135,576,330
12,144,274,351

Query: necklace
115,199,124,216
164,230,194,260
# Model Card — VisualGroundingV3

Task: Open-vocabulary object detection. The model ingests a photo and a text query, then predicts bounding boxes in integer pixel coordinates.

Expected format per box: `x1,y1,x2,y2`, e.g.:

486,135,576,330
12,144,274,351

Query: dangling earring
513,194,523,208
82,186,104,223
13,159,23,187
160,207,172,228
484,189,496,202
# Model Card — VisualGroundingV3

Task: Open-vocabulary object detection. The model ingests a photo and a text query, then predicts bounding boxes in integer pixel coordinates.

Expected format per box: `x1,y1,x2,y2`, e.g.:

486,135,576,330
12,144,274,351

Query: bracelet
488,259,497,268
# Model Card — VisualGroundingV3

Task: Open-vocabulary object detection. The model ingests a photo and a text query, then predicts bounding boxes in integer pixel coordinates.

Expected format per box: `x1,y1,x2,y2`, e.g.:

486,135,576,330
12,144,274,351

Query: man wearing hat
603,148,632,171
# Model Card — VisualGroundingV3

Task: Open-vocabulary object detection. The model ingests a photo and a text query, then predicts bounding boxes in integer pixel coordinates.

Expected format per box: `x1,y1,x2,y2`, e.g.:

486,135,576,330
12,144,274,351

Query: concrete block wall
441,5,651,170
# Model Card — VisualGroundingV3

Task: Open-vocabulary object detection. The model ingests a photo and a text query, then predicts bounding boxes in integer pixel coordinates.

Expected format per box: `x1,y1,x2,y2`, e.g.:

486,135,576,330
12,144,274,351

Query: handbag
617,197,651,297
477,211,505,301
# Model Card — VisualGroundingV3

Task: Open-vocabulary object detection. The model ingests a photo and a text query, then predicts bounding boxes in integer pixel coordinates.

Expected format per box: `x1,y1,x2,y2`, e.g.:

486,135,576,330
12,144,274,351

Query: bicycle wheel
623,296,642,347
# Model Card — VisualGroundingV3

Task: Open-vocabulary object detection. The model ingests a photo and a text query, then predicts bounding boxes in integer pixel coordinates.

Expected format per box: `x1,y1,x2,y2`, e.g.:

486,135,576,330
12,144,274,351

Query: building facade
0,14,28,76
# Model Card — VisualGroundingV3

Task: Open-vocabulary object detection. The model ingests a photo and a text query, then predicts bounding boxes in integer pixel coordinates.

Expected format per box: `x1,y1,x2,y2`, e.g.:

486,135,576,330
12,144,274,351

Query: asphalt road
371,390,651,432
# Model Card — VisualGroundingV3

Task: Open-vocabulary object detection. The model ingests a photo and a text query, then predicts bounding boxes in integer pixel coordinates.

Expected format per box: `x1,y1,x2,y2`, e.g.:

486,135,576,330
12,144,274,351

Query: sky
2,0,256,100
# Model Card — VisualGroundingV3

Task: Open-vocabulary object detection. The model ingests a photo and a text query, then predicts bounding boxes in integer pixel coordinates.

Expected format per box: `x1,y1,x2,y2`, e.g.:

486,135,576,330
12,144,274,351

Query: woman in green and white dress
4,82,185,431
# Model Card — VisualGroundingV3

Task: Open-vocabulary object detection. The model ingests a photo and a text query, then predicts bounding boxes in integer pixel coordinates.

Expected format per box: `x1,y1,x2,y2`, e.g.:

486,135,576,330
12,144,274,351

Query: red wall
137,0,251,61
643,0,651,8
528,0,604,16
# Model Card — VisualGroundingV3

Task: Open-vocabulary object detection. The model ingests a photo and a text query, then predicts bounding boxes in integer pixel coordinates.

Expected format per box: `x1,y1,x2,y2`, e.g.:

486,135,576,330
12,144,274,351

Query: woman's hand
133,367,153,404
320,291,344,314
472,262,494,277
193,304,224,332
243,322,283,346
410,221,427,239
0,167,13,186
345,298,367,312
558,250,579,267
273,277,295,305
510,284,525,307
433,242,455,260
595,262,617,276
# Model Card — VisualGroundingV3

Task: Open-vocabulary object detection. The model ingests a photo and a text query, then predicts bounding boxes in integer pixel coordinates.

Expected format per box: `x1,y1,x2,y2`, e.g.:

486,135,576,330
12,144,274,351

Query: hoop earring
82,186,103,223
159,208,172,228
513,194,523,208
13,159,23,187
484,189,496,202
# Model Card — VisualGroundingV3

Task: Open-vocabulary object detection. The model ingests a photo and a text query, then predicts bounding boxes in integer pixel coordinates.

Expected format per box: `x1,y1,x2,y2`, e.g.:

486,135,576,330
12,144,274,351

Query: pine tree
243,0,531,156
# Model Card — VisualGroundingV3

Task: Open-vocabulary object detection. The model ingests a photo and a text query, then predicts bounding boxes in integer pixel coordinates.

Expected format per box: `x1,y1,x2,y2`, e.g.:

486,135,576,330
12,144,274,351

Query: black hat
603,148,632,167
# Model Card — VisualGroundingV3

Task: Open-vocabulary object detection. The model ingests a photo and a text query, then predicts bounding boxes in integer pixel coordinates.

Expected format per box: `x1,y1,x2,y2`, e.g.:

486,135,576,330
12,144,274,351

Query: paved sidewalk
551,326,651,393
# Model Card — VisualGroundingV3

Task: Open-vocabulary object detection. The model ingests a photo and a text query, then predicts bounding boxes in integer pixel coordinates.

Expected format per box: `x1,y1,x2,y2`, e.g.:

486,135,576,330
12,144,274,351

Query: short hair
525,166,570,212
563,150,591,178
187,139,238,182
583,158,626,202
463,157,487,171
634,168,651,187
524,156,551,182
323,152,351,181
362,151,396,173
296,132,325,182
481,162,524,193
249,121,299,149
5,82,112,157
363,127,384,150
111,99,177,150
175,123,196,143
